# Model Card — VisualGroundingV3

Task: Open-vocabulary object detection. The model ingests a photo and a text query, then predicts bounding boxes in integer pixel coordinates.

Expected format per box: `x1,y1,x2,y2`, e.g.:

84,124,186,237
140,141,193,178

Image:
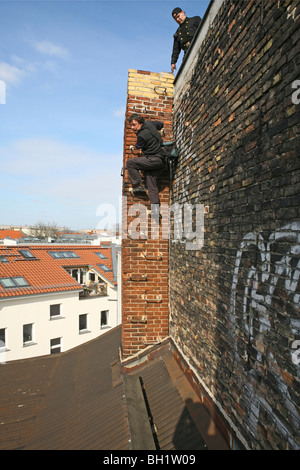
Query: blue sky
0,0,210,231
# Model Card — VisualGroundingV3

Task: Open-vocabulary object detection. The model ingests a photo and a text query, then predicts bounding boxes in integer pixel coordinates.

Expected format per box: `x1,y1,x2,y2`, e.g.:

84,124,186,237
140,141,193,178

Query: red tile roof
0,245,116,299
0,229,26,240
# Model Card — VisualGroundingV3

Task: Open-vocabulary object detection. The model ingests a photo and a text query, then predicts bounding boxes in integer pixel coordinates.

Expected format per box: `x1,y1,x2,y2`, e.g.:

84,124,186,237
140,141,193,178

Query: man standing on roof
171,7,201,73
126,113,165,206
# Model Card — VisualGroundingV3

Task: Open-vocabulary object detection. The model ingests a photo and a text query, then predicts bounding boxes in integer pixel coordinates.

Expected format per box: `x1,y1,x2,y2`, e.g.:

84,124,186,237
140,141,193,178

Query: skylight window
19,249,36,259
0,278,15,288
0,256,9,263
14,276,30,286
97,264,112,272
0,276,30,288
95,252,108,259
48,251,79,259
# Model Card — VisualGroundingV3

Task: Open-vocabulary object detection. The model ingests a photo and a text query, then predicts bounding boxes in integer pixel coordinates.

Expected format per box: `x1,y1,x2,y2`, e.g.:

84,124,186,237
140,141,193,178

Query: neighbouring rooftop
0,244,117,299
0,326,229,450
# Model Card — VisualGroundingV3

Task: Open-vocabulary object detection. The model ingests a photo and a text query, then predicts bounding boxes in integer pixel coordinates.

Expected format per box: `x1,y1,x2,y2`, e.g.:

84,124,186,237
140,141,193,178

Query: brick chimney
121,69,174,358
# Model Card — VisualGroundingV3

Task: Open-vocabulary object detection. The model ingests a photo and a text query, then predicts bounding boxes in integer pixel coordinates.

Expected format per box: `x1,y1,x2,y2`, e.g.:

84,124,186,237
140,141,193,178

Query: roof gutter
0,288,82,301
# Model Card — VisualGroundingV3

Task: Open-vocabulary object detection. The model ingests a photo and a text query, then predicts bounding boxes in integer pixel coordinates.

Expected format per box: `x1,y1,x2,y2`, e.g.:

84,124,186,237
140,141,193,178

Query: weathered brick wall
121,70,173,358
170,0,300,449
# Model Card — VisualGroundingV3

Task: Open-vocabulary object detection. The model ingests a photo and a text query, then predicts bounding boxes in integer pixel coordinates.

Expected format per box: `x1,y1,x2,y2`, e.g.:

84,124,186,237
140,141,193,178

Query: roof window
19,249,36,259
48,251,79,259
97,264,112,272
0,276,30,288
0,256,9,263
95,252,108,259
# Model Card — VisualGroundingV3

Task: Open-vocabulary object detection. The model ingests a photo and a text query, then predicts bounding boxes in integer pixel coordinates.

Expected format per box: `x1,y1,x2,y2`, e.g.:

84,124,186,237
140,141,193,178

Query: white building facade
0,245,120,362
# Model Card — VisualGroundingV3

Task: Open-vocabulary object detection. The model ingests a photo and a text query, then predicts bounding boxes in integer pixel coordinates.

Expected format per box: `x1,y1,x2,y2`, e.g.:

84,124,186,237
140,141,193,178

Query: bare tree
32,221,60,239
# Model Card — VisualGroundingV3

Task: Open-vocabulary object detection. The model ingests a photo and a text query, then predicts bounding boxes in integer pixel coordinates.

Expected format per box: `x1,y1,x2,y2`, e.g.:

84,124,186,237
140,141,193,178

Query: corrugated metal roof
0,326,229,450
128,353,208,450
124,341,230,450
0,326,130,450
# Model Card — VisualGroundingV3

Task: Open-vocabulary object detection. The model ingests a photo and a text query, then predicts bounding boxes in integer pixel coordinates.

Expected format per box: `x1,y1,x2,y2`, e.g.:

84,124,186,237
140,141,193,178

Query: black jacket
135,121,164,156
171,16,201,65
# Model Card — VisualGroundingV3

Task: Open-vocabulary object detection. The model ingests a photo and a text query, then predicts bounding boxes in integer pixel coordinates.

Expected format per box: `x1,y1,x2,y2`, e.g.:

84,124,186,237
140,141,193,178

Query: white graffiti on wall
173,103,299,447
229,222,300,448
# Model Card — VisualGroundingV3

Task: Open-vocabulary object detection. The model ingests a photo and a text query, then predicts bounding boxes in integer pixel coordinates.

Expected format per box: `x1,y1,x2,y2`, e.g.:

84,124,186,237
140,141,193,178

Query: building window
95,252,108,259
79,314,89,333
100,310,110,329
0,256,9,264
0,276,30,288
48,251,79,259
50,304,61,319
0,328,6,349
19,249,36,259
50,338,62,354
66,268,87,284
23,323,34,345
14,276,30,287
0,328,7,363
97,264,112,272
0,278,16,288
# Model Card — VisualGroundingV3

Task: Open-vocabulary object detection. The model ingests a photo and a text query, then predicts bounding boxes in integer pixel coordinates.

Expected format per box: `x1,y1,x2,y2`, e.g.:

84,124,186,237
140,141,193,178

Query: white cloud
33,40,69,59
0,62,25,86
0,57,37,90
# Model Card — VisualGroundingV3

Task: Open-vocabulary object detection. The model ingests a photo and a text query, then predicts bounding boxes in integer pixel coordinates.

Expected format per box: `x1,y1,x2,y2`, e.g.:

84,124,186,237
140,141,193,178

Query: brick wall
121,70,174,358
170,0,299,449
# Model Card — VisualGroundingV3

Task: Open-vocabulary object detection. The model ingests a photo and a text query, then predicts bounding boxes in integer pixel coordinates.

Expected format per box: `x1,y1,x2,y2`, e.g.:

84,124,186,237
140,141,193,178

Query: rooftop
0,229,26,240
0,326,229,450
0,244,116,299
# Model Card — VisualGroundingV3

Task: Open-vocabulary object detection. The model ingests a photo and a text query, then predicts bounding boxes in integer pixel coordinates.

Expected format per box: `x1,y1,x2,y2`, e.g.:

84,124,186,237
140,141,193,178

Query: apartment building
0,244,120,362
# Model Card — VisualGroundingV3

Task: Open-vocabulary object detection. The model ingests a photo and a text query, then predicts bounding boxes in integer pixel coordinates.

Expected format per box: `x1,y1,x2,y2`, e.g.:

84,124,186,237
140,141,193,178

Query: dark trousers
126,155,164,204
